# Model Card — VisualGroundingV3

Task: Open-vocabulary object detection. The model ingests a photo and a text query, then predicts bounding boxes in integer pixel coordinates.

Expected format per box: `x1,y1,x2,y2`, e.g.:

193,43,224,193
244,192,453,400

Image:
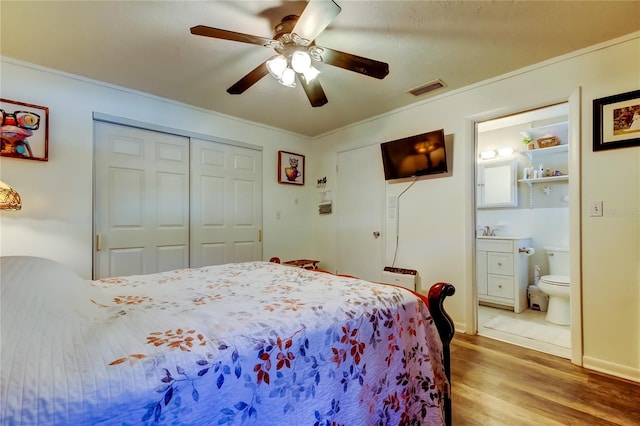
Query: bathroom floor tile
477,304,571,359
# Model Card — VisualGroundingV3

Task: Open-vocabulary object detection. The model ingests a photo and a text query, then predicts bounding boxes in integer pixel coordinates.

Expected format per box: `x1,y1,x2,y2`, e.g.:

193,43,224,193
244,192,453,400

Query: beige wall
0,58,313,277
310,33,640,381
1,33,638,382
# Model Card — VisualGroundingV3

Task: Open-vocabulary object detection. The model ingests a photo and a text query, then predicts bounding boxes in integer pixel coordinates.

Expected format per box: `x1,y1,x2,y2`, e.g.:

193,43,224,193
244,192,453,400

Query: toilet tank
544,246,569,276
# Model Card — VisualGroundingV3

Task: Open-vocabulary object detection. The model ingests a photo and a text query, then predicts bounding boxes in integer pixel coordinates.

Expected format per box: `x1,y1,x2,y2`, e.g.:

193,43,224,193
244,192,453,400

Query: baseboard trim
583,355,640,383
454,321,467,334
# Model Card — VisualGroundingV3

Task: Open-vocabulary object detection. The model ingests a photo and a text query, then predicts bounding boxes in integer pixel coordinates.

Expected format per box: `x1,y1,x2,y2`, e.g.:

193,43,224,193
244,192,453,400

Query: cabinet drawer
487,252,514,275
476,239,513,253
487,274,514,299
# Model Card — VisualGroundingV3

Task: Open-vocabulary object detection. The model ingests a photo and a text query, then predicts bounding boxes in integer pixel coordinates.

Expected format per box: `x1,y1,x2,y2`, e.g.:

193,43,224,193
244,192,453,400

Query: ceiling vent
407,79,447,97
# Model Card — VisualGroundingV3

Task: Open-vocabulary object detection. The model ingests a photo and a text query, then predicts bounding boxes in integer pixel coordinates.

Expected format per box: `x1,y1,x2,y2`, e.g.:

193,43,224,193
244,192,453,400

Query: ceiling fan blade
319,47,389,80
298,76,328,107
292,0,341,42
190,25,275,47
227,62,270,95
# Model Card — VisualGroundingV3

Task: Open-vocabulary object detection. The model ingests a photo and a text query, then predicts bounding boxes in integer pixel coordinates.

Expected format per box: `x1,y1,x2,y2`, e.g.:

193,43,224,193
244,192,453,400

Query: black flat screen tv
380,129,447,180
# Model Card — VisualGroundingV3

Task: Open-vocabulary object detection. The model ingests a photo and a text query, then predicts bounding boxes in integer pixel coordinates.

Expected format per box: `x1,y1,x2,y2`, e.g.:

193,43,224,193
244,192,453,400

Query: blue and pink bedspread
1,257,448,425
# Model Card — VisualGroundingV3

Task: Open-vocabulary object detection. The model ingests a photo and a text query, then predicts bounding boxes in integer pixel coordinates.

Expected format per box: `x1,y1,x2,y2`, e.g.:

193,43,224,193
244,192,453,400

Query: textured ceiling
1,1,639,136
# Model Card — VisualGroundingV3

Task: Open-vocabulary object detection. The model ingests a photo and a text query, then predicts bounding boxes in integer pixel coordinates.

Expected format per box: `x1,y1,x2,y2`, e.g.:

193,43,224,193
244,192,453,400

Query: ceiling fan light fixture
280,68,297,87
291,50,312,73
266,55,288,79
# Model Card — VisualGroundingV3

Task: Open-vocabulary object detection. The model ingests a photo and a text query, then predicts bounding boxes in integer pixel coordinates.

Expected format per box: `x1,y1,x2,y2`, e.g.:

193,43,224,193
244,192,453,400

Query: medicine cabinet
477,158,517,208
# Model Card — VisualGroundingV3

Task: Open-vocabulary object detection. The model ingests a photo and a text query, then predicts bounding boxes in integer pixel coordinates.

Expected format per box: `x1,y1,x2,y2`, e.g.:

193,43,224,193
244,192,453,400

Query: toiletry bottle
538,163,544,176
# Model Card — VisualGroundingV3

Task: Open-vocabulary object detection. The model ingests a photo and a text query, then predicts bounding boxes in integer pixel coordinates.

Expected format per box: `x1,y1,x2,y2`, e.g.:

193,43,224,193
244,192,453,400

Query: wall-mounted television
380,129,447,180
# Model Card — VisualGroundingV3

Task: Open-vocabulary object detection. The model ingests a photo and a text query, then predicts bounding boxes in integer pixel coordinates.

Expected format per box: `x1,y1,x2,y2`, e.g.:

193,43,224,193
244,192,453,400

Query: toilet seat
539,274,569,286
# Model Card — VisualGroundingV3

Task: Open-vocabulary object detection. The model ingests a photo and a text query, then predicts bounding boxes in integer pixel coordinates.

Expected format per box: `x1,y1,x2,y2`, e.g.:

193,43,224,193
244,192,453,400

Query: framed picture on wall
0,98,49,161
278,150,305,185
593,89,640,151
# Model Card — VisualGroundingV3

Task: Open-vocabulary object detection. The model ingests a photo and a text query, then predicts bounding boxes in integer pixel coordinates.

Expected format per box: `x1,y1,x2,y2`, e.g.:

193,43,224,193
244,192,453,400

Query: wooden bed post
428,282,456,426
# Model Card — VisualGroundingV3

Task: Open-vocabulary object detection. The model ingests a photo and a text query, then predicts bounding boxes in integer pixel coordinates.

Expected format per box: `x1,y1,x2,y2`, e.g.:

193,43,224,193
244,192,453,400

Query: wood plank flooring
450,333,640,425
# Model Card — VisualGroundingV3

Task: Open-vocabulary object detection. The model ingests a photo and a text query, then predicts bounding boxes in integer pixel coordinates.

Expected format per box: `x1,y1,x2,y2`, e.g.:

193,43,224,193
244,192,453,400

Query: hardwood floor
450,333,640,425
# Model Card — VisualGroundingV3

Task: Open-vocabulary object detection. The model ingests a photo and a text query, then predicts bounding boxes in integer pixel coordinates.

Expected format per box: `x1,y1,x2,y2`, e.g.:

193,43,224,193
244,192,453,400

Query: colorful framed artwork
0,98,49,161
278,150,305,185
593,89,640,151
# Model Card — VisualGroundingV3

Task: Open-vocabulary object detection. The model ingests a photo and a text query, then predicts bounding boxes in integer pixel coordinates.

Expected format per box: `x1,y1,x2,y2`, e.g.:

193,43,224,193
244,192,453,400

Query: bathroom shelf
520,120,569,208
518,175,569,187
522,144,568,161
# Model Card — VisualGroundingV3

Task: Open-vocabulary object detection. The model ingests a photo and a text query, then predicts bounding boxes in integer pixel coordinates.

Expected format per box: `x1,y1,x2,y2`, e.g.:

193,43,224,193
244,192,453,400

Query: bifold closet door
94,122,190,279
189,138,263,268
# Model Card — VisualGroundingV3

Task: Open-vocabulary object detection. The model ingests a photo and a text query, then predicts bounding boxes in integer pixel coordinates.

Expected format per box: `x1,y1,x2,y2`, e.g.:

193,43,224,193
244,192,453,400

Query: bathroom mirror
477,158,517,208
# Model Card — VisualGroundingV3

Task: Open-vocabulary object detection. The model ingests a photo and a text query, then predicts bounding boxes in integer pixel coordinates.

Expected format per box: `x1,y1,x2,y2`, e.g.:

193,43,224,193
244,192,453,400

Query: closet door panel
94,122,189,278
190,139,263,268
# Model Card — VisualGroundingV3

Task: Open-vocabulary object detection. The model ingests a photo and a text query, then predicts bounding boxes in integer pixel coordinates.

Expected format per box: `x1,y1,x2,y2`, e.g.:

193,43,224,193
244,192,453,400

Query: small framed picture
278,150,305,185
593,89,640,152
0,98,49,161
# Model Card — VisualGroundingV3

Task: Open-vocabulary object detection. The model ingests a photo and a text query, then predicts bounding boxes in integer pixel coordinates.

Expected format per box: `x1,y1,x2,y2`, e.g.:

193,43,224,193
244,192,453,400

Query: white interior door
337,145,385,281
190,139,263,267
94,122,190,278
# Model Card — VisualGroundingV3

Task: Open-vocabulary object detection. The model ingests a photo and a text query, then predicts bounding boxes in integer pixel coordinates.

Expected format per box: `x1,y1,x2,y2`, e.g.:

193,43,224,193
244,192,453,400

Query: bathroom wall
477,104,570,280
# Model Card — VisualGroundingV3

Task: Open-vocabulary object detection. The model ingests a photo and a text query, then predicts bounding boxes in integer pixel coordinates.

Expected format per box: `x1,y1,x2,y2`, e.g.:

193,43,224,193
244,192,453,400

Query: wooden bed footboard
427,282,456,426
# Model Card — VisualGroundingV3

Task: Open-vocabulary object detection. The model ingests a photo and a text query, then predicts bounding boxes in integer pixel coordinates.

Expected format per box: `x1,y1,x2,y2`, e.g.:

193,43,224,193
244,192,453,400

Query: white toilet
537,247,570,325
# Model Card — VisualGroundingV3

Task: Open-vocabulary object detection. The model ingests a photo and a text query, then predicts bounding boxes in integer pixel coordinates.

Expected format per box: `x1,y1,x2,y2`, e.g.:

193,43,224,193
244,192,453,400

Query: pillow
0,256,107,324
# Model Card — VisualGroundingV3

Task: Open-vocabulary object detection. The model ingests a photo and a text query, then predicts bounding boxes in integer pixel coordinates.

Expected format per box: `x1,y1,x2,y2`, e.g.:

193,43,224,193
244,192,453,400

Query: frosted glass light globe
266,55,287,78
291,51,311,73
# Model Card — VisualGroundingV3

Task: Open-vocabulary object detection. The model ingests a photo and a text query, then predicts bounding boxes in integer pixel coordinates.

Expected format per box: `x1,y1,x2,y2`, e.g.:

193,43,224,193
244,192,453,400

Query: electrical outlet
590,201,603,217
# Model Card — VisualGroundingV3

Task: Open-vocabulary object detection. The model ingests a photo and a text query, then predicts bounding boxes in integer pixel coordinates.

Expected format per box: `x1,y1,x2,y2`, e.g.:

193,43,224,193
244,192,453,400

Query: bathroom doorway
474,102,572,359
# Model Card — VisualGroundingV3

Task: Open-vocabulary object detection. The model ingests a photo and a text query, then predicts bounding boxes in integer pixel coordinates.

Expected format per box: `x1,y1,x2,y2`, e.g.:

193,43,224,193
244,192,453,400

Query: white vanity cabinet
477,237,531,313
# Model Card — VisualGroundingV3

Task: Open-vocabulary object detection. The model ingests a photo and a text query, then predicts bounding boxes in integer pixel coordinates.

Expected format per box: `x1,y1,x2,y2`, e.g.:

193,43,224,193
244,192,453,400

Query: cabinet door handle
498,285,502,288
497,262,502,266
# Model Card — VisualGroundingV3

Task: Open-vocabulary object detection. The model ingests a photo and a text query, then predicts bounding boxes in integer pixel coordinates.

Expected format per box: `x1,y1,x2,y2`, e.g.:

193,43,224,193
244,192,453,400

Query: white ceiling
1,1,638,137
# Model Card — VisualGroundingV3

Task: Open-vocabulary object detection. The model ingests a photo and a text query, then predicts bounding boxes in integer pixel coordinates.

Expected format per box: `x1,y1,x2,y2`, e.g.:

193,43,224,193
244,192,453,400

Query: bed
0,256,454,425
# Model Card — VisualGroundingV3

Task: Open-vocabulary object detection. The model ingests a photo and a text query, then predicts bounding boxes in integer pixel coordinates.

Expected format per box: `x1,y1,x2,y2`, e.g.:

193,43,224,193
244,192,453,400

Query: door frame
467,89,583,366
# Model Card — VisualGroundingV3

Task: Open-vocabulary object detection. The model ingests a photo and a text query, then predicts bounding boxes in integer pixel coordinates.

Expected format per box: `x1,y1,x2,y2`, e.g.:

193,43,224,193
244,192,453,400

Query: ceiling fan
190,0,389,107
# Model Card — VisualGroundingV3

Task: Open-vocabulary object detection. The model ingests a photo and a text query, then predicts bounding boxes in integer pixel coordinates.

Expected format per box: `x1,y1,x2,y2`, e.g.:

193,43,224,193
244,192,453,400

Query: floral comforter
1,257,448,425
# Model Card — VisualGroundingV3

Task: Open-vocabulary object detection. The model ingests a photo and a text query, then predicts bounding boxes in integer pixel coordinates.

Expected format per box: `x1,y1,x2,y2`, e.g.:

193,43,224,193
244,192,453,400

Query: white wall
1,33,639,383
311,33,640,381
0,58,312,278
